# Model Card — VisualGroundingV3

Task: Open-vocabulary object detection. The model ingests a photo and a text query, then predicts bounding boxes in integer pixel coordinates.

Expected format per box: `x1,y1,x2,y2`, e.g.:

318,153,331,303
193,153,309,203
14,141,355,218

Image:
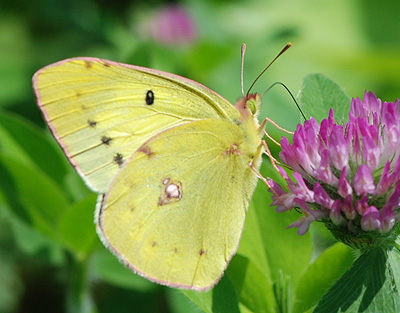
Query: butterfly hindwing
96,119,261,290
33,58,240,193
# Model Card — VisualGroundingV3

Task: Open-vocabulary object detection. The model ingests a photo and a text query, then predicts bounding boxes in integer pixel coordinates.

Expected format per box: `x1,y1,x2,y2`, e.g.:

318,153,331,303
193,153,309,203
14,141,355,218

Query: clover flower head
269,91,400,248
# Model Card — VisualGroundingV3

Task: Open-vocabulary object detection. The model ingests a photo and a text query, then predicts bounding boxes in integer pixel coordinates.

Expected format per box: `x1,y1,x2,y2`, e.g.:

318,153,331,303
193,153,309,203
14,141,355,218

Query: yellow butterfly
32,45,288,290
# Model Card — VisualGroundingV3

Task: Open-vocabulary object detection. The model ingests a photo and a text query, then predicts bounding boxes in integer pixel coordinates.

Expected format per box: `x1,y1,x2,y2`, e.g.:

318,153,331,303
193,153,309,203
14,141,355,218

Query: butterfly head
234,93,261,122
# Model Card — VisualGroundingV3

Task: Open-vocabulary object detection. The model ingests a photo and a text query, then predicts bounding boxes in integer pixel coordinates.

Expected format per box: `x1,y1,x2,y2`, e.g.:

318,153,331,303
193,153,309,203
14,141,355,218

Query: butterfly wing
96,118,262,290
33,58,240,193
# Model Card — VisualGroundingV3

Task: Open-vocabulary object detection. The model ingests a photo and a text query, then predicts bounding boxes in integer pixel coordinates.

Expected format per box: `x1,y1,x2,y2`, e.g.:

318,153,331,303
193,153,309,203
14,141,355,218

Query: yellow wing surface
96,119,263,290
33,58,240,193
34,57,266,290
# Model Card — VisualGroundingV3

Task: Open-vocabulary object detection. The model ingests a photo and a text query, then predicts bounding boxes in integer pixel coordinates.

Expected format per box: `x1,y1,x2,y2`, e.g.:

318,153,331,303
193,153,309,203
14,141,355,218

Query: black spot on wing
113,153,123,166
101,136,112,145
88,120,97,127
146,90,155,105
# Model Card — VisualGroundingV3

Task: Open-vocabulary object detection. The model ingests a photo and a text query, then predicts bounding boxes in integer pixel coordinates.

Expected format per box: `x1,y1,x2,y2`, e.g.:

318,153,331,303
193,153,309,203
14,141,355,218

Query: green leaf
58,195,98,256
180,288,213,313
166,289,200,313
208,276,240,313
0,110,69,186
91,247,157,292
181,275,240,313
0,199,64,262
293,243,354,313
228,254,277,313
253,161,313,291
0,110,90,204
387,241,400,293
0,153,69,240
234,189,277,313
299,74,351,124
314,247,400,313
239,187,272,275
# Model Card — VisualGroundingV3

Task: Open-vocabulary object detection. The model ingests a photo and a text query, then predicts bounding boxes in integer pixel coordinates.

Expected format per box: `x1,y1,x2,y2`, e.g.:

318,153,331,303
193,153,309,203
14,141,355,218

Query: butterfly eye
246,99,257,115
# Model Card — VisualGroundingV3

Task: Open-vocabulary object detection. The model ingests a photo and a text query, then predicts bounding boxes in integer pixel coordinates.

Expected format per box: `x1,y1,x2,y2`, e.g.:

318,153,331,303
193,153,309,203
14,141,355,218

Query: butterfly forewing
96,119,261,290
33,58,240,193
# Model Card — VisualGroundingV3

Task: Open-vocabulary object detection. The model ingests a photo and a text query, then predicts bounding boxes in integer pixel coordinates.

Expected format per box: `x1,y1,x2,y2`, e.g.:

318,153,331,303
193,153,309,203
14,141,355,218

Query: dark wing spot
146,90,155,105
84,60,92,69
88,120,97,127
138,145,154,158
152,241,157,247
103,61,111,67
101,136,112,145
113,153,123,166
174,248,178,253
199,249,205,256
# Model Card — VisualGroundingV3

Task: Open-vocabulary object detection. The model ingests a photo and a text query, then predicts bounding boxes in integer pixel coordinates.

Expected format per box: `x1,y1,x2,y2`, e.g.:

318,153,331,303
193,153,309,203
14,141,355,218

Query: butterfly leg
249,138,280,189
250,140,292,211
257,117,293,167
252,117,294,211
259,116,293,142
249,151,291,211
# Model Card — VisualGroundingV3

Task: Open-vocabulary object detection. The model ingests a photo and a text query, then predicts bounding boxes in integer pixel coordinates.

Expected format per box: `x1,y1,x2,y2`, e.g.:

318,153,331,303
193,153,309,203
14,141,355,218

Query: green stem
65,254,94,313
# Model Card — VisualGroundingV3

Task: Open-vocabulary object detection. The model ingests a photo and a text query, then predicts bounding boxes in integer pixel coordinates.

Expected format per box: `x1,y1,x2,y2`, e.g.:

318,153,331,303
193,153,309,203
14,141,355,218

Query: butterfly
32,44,289,291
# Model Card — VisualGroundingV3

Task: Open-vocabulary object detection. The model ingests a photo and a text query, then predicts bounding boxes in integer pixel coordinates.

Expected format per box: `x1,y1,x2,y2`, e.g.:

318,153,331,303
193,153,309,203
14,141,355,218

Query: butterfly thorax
233,93,264,167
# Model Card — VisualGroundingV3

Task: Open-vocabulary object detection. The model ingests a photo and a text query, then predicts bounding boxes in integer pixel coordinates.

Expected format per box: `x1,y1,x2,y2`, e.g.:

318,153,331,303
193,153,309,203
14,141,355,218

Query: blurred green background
1,0,400,312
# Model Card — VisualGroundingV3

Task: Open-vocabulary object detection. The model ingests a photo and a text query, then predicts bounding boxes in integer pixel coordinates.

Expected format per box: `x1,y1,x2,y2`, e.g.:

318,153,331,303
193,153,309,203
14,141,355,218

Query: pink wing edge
32,62,99,191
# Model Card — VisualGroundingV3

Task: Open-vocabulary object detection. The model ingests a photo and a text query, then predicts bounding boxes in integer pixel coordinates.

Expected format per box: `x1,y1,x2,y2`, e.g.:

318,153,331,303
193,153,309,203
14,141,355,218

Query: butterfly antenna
246,43,292,98
262,81,307,121
241,43,246,97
